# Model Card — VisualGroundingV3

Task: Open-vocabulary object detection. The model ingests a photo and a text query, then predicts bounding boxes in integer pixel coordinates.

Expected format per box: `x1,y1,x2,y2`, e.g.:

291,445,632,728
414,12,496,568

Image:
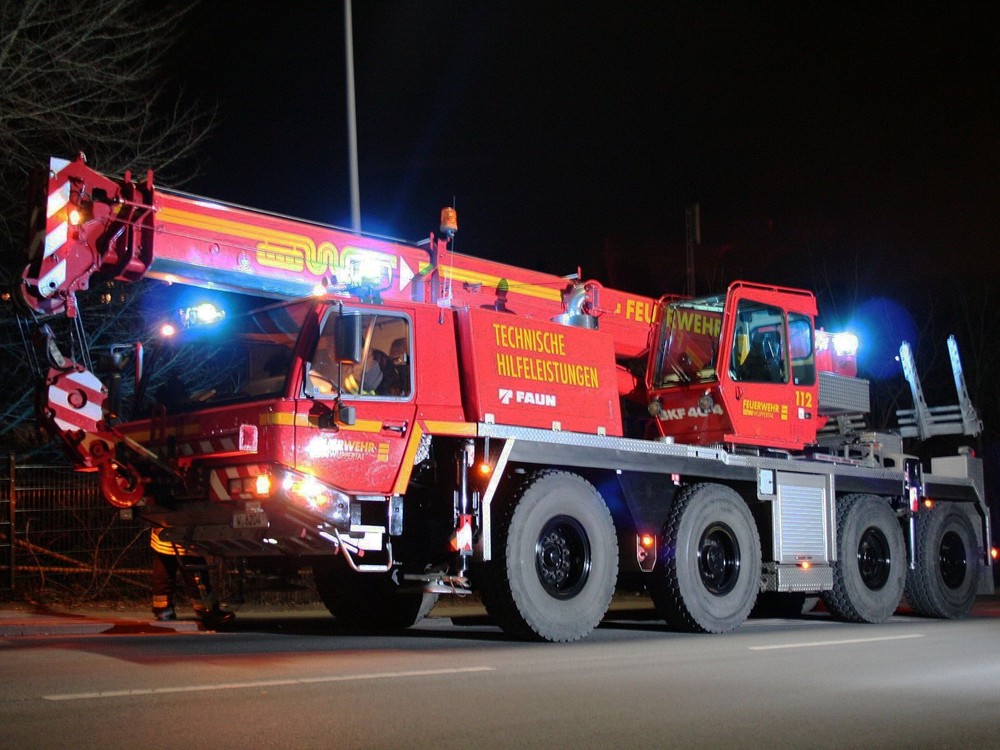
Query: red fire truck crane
17,154,994,640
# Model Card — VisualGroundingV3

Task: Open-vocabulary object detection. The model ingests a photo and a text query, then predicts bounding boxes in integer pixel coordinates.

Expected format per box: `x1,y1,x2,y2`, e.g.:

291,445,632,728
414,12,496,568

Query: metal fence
1,456,319,607
1,456,151,601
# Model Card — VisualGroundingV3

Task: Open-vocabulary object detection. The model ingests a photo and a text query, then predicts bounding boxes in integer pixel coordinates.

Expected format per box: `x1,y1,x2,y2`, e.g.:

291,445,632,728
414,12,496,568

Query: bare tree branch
0,0,214,272
0,0,215,455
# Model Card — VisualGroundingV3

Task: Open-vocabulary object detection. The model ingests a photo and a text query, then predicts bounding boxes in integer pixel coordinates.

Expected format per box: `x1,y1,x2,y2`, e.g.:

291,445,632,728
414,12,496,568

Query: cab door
717,286,818,450
295,304,418,494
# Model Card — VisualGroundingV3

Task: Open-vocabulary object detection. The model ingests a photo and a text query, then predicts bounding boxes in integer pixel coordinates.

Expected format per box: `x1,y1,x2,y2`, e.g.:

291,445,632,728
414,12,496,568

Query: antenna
685,202,700,296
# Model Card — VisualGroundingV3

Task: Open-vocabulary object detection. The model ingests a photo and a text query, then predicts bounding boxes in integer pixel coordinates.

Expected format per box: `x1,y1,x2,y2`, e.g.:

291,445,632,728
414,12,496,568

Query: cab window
730,300,787,384
788,313,815,386
308,310,411,399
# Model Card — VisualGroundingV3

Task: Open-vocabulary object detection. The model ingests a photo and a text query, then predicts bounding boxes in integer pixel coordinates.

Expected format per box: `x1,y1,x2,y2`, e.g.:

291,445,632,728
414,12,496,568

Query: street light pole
345,0,361,232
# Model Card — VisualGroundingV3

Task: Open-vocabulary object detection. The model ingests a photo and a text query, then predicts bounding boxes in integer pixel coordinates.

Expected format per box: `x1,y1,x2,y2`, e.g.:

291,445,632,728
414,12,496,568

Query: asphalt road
3,602,999,750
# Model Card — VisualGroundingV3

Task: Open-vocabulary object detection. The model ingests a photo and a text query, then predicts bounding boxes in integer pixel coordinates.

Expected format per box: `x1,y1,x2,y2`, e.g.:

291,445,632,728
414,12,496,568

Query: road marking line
42,666,495,701
749,633,924,651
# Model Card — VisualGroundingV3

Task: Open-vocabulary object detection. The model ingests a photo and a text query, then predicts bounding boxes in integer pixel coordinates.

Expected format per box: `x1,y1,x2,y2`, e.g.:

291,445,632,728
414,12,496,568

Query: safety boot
197,604,236,630
152,606,176,621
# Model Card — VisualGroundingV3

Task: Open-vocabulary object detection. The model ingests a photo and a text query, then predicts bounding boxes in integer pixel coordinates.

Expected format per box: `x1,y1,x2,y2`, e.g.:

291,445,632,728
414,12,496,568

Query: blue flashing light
832,332,859,357
179,302,226,329
847,297,917,380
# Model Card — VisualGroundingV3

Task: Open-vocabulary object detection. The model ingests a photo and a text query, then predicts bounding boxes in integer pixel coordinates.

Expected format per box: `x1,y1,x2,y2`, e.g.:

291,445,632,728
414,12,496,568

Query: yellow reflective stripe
150,531,189,555
441,266,561,302
392,423,424,495
420,420,477,436
159,206,310,258
260,412,381,432
121,422,201,443
149,528,191,555
260,412,301,426
341,420,384,433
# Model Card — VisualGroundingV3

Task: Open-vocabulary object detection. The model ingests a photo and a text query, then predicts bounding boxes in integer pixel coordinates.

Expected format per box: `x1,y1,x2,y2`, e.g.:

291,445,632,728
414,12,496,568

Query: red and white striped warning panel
209,464,270,501
32,158,74,299
46,367,106,435
174,424,259,459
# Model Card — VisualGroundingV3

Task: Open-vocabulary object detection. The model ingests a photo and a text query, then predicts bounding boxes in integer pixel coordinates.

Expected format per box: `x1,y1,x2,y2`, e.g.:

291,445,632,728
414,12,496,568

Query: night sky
167,4,999,307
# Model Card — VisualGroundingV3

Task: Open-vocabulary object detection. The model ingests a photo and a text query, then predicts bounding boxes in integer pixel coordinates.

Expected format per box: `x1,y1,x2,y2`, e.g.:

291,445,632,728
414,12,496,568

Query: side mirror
338,403,356,426
335,313,363,364
315,401,356,430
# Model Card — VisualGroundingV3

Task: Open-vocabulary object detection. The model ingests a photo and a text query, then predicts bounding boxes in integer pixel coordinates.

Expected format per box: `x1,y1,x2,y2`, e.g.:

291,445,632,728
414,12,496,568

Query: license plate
232,512,268,529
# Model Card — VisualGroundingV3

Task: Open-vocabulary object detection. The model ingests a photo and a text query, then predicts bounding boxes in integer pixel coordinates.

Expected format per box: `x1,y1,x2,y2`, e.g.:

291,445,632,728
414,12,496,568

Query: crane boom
22,155,653,355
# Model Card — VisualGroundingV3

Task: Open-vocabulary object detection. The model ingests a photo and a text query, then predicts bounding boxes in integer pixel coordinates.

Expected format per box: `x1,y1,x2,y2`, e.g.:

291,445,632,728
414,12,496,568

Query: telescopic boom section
22,154,438,312
21,155,654,357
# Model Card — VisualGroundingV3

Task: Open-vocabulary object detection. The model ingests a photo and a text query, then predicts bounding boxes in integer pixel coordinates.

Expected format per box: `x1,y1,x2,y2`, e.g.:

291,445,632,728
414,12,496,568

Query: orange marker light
991,547,998,561
476,462,493,477
799,561,812,570
255,474,271,496
640,533,655,549
923,498,935,510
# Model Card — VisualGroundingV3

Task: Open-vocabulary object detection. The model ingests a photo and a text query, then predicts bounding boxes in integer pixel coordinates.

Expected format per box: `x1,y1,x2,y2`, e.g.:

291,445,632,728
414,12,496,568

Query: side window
788,313,815,386
308,311,411,399
730,300,787,384
308,320,341,396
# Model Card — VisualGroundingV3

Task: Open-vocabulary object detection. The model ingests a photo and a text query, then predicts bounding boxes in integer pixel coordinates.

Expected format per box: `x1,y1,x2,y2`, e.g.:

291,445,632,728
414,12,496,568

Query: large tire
650,483,761,633
312,559,438,631
905,504,980,619
476,470,618,642
823,494,906,623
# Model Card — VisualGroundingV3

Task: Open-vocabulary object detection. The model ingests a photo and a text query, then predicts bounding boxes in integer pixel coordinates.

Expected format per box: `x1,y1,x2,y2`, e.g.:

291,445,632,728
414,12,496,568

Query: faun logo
498,388,557,408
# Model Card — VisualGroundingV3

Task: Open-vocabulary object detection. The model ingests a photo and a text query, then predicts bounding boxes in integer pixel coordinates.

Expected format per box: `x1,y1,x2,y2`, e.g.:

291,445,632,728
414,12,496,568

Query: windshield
140,300,310,413
652,296,724,388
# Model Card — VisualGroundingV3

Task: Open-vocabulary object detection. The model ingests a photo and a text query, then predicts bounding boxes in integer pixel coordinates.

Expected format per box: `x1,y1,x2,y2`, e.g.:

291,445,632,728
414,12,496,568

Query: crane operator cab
646,282,823,451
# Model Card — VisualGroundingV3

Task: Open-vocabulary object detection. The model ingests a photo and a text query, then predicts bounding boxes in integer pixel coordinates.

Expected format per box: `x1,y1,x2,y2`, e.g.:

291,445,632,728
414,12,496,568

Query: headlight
281,471,352,528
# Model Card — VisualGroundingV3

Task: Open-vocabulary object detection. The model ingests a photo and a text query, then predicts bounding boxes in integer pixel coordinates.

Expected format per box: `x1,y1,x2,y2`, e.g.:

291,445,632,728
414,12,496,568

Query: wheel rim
938,530,968,589
698,522,741,596
856,526,892,591
535,515,591,599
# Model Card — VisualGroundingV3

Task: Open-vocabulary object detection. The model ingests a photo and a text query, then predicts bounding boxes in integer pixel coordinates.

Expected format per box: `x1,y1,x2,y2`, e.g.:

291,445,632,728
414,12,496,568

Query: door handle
381,421,407,435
